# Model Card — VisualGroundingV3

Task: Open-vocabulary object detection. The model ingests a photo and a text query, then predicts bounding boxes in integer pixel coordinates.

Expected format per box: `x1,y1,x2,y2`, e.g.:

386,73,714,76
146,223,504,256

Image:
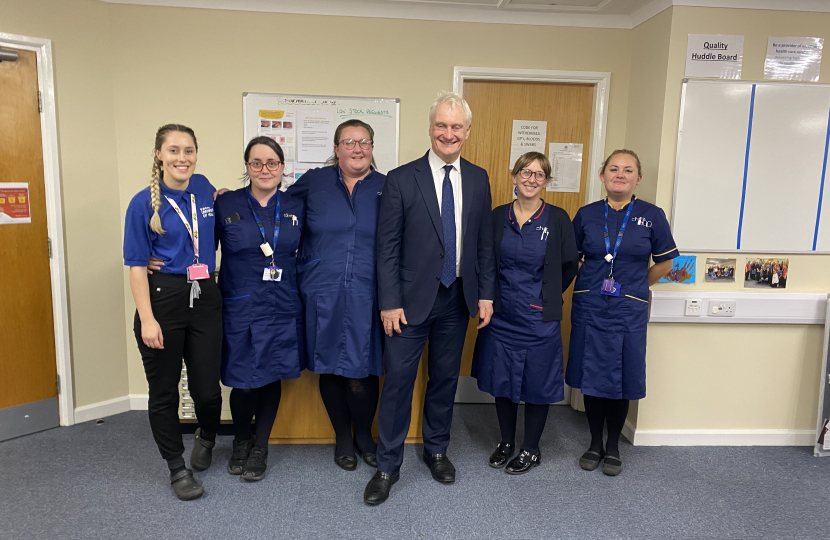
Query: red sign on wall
0,183,31,224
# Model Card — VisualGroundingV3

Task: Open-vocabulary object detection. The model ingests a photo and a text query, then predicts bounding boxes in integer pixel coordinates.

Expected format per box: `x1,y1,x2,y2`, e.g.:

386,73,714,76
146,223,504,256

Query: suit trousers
376,279,468,475
133,272,223,463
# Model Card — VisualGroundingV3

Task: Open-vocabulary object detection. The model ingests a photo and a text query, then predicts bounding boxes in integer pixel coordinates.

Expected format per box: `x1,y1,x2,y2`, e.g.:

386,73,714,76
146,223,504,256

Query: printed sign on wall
0,183,31,224
764,37,824,82
685,34,744,79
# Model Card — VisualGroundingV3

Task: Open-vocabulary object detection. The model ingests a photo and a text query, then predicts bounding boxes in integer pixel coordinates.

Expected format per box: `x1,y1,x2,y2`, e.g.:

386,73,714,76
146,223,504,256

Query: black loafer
170,469,203,501
228,438,254,475
505,449,540,475
241,446,268,482
602,454,623,476
488,442,515,469
354,437,378,468
579,449,604,471
364,471,399,505
334,454,358,471
423,451,456,483
190,428,215,472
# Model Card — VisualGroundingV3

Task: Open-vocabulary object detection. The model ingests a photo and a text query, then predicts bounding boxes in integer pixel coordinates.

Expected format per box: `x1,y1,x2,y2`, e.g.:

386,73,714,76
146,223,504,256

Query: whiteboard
672,79,830,253
242,92,400,187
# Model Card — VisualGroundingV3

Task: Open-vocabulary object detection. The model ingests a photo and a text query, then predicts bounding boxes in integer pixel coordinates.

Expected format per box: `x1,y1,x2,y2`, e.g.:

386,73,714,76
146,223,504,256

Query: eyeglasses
338,139,373,150
247,161,283,171
519,169,547,181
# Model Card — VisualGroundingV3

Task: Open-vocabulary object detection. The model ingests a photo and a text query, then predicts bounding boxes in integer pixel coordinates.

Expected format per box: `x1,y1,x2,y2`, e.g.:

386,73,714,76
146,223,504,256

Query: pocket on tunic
250,319,300,377
223,288,252,322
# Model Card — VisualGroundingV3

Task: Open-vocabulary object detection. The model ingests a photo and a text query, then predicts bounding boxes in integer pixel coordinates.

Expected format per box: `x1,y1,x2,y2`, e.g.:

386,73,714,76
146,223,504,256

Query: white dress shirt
428,149,463,277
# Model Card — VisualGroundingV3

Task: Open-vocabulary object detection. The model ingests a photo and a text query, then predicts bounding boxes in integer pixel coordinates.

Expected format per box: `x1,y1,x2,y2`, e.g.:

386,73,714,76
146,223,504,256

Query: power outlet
709,300,736,317
685,299,703,316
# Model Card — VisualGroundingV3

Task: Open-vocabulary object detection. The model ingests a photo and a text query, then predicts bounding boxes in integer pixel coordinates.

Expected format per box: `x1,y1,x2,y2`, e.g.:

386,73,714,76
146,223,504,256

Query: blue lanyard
604,196,635,272
246,190,281,260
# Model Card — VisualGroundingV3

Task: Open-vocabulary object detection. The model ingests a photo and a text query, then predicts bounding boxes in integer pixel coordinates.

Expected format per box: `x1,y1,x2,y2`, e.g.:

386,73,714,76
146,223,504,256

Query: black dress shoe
488,442,515,469
364,471,399,505
190,428,215,471
505,449,540,475
354,437,378,468
227,438,254,475
422,451,456,483
334,454,358,471
170,469,204,501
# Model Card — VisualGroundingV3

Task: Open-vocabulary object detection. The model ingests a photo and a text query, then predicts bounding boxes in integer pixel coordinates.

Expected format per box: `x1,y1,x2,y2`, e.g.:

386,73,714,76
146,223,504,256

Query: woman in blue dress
566,149,678,476
287,120,385,470
471,152,579,475
214,136,304,481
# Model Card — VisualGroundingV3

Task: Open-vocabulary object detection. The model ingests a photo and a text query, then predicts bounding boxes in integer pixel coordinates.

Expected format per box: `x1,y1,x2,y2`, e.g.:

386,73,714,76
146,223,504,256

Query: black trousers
376,280,468,475
133,273,223,463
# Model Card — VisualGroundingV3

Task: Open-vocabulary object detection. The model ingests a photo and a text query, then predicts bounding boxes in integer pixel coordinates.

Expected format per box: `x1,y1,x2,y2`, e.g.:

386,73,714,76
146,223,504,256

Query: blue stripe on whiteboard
736,84,756,250
813,106,830,251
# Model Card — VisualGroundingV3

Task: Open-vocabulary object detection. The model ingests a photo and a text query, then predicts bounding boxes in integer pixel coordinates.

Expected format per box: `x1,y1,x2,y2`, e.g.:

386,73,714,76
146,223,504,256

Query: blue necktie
441,164,456,288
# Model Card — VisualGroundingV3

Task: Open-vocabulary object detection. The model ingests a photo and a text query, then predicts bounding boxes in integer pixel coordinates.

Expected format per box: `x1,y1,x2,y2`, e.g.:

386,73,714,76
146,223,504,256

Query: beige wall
1,0,129,408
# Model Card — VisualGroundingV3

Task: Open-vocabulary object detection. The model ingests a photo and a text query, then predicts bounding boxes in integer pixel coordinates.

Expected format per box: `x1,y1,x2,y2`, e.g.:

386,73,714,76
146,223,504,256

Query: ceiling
98,0,830,29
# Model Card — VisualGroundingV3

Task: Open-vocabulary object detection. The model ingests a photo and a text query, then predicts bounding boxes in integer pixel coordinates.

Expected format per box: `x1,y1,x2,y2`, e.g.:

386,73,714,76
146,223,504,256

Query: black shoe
241,446,268,482
354,437,378,468
170,469,204,501
579,449,604,471
227,438,254,475
363,471,399,505
488,442,515,469
422,451,456,483
505,449,540,475
334,453,358,471
190,428,215,471
602,454,623,476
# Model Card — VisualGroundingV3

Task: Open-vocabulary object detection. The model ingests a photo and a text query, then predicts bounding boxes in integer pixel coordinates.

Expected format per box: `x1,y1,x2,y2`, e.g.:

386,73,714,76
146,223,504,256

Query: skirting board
73,396,131,424
624,420,815,446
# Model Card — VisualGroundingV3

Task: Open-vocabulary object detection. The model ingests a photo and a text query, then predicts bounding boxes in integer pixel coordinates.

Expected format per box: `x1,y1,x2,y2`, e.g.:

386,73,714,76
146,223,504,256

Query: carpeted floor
0,405,828,540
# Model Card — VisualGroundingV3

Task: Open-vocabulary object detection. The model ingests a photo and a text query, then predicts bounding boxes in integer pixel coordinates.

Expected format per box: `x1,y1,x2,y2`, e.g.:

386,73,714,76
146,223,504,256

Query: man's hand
213,188,230,201
381,308,407,337
476,300,493,330
147,256,165,274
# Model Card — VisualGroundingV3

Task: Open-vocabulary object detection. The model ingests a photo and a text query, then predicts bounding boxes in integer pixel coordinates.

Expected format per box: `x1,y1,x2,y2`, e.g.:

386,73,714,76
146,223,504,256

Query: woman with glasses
287,120,385,470
213,136,304,481
471,152,579,475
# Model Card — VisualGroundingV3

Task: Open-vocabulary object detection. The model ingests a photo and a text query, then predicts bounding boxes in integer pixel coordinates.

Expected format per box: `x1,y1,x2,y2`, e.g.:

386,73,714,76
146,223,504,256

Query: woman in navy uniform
214,137,304,481
566,149,678,476
124,124,222,501
287,120,384,470
471,152,579,474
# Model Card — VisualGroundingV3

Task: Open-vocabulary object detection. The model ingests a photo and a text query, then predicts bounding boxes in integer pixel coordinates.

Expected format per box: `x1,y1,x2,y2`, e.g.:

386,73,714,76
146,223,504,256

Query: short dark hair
511,152,551,179
243,136,285,184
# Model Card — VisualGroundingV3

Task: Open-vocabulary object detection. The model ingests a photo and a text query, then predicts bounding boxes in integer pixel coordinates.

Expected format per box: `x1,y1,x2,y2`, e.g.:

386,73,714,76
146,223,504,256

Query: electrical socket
709,300,736,317
685,299,703,316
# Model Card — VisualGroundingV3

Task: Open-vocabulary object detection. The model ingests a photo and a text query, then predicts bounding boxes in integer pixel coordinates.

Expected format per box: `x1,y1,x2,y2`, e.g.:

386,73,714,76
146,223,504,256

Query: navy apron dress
214,188,305,389
565,197,678,400
287,166,385,378
472,202,564,405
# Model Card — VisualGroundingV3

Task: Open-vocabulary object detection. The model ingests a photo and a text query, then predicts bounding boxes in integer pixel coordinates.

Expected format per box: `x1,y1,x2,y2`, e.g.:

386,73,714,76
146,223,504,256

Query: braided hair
149,124,198,234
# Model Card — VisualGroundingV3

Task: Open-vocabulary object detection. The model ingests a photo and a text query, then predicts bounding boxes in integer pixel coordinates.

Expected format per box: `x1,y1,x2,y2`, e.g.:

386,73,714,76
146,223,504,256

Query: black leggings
229,381,282,448
319,374,379,456
494,397,550,453
583,394,629,458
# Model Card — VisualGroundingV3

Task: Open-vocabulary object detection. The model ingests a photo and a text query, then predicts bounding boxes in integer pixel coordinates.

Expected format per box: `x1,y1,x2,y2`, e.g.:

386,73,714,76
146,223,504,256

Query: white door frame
453,66,611,205
0,32,74,426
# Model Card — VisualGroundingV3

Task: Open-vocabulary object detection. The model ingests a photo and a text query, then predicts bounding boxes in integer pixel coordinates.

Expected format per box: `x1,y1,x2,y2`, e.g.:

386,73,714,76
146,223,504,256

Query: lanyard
165,193,200,262
246,190,281,262
603,196,635,275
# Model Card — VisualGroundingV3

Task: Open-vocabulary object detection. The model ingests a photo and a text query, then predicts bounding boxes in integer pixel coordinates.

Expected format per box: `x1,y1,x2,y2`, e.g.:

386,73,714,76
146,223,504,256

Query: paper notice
685,34,744,79
764,37,823,82
297,110,335,163
509,120,547,170
257,110,296,161
546,143,583,193
0,183,31,224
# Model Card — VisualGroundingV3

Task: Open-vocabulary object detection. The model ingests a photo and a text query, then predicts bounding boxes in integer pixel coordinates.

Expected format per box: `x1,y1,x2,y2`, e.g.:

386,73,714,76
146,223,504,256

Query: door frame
0,32,74,426
453,66,611,205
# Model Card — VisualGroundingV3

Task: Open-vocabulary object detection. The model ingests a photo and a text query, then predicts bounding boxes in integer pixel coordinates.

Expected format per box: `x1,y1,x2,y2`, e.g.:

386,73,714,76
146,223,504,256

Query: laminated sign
0,183,31,224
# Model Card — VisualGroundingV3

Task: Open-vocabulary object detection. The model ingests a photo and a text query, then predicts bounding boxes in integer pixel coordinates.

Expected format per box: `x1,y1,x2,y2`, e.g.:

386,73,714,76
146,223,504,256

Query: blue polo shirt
123,174,217,274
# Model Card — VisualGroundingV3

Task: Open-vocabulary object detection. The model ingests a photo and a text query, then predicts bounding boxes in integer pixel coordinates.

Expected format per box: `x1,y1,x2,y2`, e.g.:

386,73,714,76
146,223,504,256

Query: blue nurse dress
214,188,305,389
287,166,385,378
565,197,678,400
471,202,565,405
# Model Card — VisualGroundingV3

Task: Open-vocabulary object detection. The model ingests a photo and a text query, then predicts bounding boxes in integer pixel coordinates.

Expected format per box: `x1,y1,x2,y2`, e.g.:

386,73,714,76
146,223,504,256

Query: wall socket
709,300,736,317
685,299,703,316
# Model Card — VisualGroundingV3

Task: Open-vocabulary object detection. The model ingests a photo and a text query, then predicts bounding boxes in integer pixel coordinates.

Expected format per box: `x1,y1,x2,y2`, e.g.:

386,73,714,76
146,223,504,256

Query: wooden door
458,79,595,379
0,48,60,441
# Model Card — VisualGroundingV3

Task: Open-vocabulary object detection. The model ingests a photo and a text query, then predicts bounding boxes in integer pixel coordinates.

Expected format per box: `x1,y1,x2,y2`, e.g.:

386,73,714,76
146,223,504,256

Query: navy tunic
287,166,385,378
565,197,678,400
472,202,565,404
214,188,305,389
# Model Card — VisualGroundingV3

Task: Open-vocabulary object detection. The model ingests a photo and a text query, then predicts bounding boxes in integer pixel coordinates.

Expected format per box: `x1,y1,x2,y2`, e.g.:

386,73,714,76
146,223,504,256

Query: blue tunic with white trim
214,188,305,389
565,197,678,400
287,166,385,378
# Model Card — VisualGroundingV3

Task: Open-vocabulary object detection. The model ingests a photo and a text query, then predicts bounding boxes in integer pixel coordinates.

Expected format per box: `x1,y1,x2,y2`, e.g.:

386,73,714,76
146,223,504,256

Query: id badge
260,243,274,257
187,263,210,281
262,266,282,281
600,278,620,296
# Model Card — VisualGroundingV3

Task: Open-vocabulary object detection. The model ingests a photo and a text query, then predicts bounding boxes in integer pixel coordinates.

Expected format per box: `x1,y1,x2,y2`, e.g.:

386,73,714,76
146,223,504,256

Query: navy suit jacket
377,151,496,326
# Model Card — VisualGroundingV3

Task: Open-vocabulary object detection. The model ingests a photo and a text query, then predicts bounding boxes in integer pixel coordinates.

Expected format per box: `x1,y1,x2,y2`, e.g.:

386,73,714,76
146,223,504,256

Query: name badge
262,266,282,281
186,263,210,281
600,278,620,296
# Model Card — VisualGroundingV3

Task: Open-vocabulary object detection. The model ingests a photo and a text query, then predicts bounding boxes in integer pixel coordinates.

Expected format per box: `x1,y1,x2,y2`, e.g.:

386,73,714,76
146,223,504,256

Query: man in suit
364,91,496,505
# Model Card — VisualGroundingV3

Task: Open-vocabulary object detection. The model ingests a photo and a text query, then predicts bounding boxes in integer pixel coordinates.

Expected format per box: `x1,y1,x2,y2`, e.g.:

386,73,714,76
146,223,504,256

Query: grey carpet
0,405,827,540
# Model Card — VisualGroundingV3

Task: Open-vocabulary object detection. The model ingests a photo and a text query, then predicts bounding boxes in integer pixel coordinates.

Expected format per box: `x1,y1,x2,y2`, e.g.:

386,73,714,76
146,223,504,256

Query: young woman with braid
124,124,222,501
